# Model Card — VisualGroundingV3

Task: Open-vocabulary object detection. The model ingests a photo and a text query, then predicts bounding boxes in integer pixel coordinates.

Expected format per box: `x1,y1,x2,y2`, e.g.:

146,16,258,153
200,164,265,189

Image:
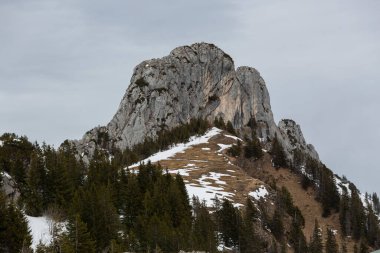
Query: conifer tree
366,204,380,247
61,214,96,253
340,240,347,253
309,219,323,253
239,198,263,253
0,191,8,252
319,167,340,217
372,192,380,214
244,131,263,159
358,239,369,253
121,171,142,231
192,197,217,253
350,187,366,240
325,228,338,253
244,198,258,223
339,189,351,236
25,147,46,216
217,199,241,247
226,121,236,135
270,204,284,240
353,244,358,253
271,136,288,168
73,185,121,251
227,140,242,157
289,219,307,253
214,116,226,129
5,203,32,253
280,240,287,253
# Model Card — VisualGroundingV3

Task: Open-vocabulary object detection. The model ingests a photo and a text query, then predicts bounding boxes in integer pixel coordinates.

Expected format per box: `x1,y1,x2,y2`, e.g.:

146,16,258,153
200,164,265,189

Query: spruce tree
239,198,264,253
217,199,241,247
350,187,366,240
25,148,46,216
271,136,288,168
289,219,307,253
339,189,350,236
0,191,8,252
5,203,32,253
365,204,379,247
192,198,217,253
226,121,236,135
309,219,323,253
270,205,284,240
359,239,369,253
325,228,338,253
340,240,347,253
318,167,340,217
244,131,263,159
74,185,121,251
372,192,380,214
121,171,142,231
61,214,96,253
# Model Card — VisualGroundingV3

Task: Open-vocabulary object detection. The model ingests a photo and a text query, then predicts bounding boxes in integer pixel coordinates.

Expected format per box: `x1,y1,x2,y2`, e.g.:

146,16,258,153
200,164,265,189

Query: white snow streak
217,143,232,152
224,134,242,141
129,128,222,168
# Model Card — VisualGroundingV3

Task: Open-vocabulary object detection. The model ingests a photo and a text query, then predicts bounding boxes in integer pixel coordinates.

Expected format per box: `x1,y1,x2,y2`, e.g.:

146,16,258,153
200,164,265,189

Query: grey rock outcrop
72,42,318,163
1,172,20,203
278,119,319,160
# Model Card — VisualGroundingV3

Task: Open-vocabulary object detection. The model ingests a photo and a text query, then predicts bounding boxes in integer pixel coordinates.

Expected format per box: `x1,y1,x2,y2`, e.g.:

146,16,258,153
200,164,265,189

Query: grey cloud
0,0,379,193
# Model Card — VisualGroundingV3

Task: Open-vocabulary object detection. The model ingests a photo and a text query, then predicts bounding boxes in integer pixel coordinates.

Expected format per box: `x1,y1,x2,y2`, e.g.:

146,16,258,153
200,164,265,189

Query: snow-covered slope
128,127,267,207
129,127,222,168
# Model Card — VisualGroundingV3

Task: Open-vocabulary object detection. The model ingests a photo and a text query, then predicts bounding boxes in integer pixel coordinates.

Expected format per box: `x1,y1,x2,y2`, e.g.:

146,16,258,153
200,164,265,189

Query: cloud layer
1,0,379,193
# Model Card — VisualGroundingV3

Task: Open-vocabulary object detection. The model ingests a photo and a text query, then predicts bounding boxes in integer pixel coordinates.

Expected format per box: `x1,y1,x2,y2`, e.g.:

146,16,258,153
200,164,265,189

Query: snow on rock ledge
249,186,269,200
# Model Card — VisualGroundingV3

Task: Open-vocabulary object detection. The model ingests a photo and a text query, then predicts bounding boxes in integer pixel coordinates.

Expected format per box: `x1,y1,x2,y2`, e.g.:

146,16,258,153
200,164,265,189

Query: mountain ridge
72,42,318,165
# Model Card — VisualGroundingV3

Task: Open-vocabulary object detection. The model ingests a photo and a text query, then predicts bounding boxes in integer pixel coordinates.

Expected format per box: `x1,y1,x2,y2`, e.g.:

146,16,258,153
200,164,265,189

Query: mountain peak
169,42,234,65
72,43,317,164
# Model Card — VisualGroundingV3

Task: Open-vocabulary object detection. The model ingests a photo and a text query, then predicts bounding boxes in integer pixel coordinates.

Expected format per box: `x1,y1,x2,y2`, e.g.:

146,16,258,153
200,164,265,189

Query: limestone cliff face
72,43,318,162
278,119,319,160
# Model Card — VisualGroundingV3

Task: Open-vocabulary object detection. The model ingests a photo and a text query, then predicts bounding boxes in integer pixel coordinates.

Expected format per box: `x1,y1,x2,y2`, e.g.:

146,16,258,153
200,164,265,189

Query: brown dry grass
148,132,265,205
133,128,360,252
239,153,357,252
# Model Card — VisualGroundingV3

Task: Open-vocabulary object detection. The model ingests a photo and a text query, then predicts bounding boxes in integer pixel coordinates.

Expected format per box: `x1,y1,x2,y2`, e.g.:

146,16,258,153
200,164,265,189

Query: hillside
1,43,379,253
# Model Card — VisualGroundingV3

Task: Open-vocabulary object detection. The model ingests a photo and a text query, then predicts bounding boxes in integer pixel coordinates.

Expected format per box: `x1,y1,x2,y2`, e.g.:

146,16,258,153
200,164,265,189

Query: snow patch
169,167,199,176
217,143,232,152
201,147,210,151
300,166,313,180
335,176,352,196
186,171,236,206
1,171,12,179
224,134,242,141
249,186,269,200
186,184,233,206
129,127,222,168
169,169,190,176
26,216,52,250
197,172,230,186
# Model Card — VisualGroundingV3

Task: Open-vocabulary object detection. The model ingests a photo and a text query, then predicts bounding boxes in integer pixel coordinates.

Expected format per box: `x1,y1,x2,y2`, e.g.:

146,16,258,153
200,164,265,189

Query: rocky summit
72,42,318,163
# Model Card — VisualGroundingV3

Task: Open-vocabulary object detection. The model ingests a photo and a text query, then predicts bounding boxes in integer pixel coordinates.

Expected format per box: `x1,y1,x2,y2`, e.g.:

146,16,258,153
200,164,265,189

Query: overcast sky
1,0,379,194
